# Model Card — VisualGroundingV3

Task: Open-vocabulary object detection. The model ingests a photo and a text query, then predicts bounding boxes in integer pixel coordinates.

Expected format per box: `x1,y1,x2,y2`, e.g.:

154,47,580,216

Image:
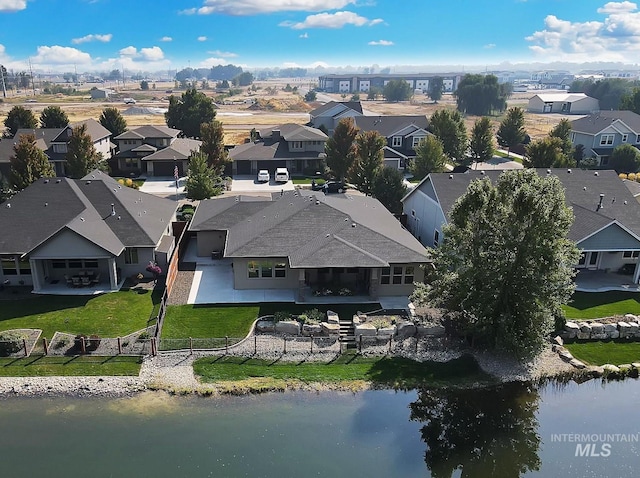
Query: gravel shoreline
0,334,579,398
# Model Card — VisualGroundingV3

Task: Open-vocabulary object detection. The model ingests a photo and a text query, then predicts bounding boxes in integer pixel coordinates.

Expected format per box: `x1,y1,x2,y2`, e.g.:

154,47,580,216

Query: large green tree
324,117,359,180
455,74,507,116
65,124,104,178
496,107,526,157
469,117,494,165
382,79,412,102
39,106,69,129
428,76,444,103
99,107,128,137
429,109,467,163
524,137,573,168
548,118,573,158
3,106,37,137
165,88,217,139
620,87,640,115
411,169,579,358
185,151,222,200
199,120,229,172
233,72,254,87
571,78,635,110
9,133,55,190
610,144,640,173
371,167,407,214
350,130,386,196
409,136,447,180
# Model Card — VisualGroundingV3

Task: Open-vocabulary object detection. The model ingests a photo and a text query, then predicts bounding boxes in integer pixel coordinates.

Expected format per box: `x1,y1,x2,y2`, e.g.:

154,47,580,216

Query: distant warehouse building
527,92,599,114
318,73,462,94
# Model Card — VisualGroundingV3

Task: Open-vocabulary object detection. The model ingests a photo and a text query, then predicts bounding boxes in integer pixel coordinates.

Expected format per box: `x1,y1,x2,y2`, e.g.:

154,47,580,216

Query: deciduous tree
4,106,37,137
610,144,640,173
304,90,317,102
165,88,217,139
455,74,507,116
548,118,573,157
411,169,579,359
469,117,494,165
324,117,358,181
409,136,446,180
199,120,229,172
39,106,69,129
428,76,444,103
350,131,386,196
99,107,128,137
524,137,573,168
185,151,222,200
496,107,526,157
65,124,104,178
10,133,55,190
429,109,467,163
382,79,412,102
371,167,407,214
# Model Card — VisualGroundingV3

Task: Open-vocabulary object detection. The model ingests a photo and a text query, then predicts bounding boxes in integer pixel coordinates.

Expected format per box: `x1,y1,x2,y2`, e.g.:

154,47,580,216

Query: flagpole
174,158,179,203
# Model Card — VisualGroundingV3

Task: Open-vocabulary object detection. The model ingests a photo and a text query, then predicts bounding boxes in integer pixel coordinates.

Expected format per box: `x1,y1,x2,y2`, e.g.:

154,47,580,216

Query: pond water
1,378,639,477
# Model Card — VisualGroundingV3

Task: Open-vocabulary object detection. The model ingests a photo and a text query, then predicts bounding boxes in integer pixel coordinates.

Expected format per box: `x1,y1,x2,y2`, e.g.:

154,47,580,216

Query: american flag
174,165,179,180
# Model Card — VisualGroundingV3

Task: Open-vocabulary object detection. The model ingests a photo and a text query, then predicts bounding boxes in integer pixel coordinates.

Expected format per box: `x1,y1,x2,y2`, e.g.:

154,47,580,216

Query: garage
235,160,251,175
257,160,287,171
150,161,185,177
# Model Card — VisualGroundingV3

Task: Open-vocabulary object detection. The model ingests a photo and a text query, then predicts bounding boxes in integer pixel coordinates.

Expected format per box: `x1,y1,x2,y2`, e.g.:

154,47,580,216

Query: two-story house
111,125,201,177
0,118,112,179
570,111,640,166
229,123,328,176
352,115,431,170
308,101,363,136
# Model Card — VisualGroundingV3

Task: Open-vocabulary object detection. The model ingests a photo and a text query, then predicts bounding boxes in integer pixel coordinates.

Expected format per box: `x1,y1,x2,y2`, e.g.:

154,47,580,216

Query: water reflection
410,383,541,478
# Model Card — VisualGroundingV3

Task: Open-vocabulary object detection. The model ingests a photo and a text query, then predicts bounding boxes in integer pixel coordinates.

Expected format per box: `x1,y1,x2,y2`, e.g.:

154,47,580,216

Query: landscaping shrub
273,311,291,323
369,317,392,329
302,308,324,325
54,337,68,349
0,331,26,356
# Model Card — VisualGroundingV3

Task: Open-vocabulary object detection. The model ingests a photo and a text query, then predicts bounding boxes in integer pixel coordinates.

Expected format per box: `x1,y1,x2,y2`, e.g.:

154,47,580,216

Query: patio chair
78,270,86,277
71,276,81,287
91,273,100,285
81,276,91,287
64,275,73,287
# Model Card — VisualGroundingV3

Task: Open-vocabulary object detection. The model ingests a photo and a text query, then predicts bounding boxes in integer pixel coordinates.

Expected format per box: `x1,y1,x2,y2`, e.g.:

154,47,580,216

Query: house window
412,137,423,148
291,141,303,150
636,134,640,143
248,261,259,278
392,136,402,148
622,134,628,143
434,230,440,247
382,266,415,285
124,248,138,264
275,262,286,278
1,259,17,275
578,253,586,266
623,251,640,258
601,156,610,166
600,134,614,145
380,267,391,285
392,266,404,284
248,260,286,278
68,260,82,269
18,260,31,275
52,260,67,269
84,260,99,269
571,132,576,141
404,266,414,284
261,261,273,278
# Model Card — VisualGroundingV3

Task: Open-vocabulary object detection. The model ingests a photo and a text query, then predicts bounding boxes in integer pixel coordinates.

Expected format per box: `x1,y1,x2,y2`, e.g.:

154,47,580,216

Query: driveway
231,175,295,193
138,176,186,198
473,156,523,170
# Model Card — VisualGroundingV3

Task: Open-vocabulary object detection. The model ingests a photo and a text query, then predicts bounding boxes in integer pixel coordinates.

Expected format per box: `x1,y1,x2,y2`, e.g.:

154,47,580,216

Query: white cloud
119,46,138,56
484,43,496,49
72,33,112,45
32,45,92,66
160,36,173,42
185,0,355,15
140,46,164,61
207,49,237,57
368,40,393,46
299,32,309,39
282,60,329,68
198,57,227,67
526,4,640,61
280,11,382,29
0,0,27,13
198,36,207,41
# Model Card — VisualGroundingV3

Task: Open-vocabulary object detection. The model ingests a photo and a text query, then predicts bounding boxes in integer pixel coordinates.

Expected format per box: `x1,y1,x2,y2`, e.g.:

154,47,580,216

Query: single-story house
527,92,599,114
189,191,430,301
402,168,640,286
0,170,177,294
308,101,363,136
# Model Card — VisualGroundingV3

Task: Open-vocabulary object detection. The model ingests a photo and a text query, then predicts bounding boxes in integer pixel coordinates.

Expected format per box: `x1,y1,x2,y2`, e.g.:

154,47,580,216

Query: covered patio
574,269,640,292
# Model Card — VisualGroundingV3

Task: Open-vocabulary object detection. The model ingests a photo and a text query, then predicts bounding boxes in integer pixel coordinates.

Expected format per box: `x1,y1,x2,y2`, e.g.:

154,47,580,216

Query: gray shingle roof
114,125,180,140
407,169,640,243
258,123,328,142
352,115,429,137
309,101,363,118
189,191,428,267
571,111,640,135
0,170,176,256
141,138,201,161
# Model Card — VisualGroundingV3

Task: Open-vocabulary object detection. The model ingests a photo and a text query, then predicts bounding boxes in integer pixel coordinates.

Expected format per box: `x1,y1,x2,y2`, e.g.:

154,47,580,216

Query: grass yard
0,290,159,340
292,177,322,185
162,305,260,339
193,354,491,389
257,303,384,320
563,291,640,320
564,341,640,366
0,355,142,377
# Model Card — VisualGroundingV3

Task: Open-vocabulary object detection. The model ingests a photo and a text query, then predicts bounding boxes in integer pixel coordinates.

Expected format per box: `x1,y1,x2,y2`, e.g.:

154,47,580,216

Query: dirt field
0,81,561,145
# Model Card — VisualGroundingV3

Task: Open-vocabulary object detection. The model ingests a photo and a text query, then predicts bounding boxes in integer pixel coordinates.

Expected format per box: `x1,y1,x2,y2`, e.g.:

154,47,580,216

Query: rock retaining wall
559,315,640,341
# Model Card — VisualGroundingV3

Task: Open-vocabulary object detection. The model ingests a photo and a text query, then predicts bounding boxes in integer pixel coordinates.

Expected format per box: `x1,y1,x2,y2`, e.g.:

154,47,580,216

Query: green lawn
292,177,324,185
0,290,159,340
494,150,522,163
257,303,384,320
565,341,640,366
193,354,490,388
162,305,260,339
0,355,142,377
563,291,640,320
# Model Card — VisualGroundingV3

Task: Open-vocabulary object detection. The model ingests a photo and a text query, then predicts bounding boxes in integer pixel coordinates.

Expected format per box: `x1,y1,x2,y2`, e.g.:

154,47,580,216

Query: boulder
326,310,340,324
618,322,632,338
275,320,301,336
628,322,639,337
609,330,621,339
618,364,633,373
631,363,640,370
321,322,340,336
302,323,322,336
603,364,621,374
603,323,617,332
352,315,361,326
590,322,607,340
377,326,396,337
396,321,417,339
576,322,592,339
552,335,564,346
558,348,574,362
417,324,446,337
564,322,580,339
569,358,586,369
624,314,639,322
354,323,377,337
255,320,275,333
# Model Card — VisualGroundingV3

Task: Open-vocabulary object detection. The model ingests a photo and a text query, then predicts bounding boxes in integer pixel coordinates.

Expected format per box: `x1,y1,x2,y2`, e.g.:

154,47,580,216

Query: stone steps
339,319,356,348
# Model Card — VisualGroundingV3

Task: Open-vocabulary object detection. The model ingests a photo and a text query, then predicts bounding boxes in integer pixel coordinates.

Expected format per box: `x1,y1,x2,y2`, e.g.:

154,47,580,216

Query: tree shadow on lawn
0,295,93,322
566,291,640,311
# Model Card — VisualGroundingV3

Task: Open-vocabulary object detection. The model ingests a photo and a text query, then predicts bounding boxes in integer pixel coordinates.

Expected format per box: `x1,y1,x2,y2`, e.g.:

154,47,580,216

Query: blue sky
0,0,638,73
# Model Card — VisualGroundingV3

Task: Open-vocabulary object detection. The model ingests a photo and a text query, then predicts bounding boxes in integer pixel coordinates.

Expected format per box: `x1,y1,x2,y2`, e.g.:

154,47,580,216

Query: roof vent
480,170,485,175
56,179,61,183
6,203,10,208
624,200,628,205
111,204,116,216
567,169,572,173
326,234,330,237
43,179,49,184
612,197,616,204
449,174,453,179
583,186,587,191
44,202,48,207
344,218,348,221
546,169,551,174
594,171,599,176
316,200,320,205
86,180,91,185
118,185,122,189
117,216,121,220
80,217,85,221
352,223,357,228
597,193,604,211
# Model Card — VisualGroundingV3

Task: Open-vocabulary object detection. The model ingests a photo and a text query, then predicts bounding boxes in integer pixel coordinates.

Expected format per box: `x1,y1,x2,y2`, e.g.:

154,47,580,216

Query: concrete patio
574,269,640,292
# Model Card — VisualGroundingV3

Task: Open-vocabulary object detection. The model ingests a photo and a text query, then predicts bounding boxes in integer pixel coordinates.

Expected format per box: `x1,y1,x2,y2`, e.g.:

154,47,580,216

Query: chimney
111,203,116,216
272,129,281,140
597,194,604,211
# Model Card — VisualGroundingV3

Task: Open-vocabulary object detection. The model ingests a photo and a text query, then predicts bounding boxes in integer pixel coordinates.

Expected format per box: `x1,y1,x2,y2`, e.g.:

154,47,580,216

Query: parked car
257,170,270,183
123,98,136,104
274,167,290,183
323,181,347,193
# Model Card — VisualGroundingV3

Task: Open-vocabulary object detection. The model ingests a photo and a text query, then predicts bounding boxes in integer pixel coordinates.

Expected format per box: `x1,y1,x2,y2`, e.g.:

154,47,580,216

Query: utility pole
0,64,6,98
28,58,36,96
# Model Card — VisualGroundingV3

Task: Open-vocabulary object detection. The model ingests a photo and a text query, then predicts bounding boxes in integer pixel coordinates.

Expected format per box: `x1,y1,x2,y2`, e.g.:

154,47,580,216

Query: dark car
323,181,347,193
